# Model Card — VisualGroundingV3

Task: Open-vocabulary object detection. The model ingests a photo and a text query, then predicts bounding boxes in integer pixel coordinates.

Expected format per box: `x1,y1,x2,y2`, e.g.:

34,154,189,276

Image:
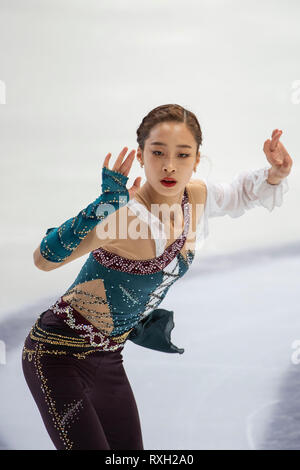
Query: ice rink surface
1,244,300,450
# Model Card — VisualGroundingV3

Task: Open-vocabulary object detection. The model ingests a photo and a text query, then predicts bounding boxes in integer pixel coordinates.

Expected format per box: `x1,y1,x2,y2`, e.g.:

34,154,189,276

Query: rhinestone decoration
92,188,190,274
48,297,131,351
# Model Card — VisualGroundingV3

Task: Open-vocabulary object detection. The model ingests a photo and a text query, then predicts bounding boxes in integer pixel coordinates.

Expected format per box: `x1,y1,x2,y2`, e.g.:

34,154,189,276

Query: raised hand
102,146,142,199
263,129,293,181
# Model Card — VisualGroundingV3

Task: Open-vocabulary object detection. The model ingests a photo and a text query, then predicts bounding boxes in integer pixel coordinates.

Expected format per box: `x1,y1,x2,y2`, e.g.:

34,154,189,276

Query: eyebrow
150,141,192,149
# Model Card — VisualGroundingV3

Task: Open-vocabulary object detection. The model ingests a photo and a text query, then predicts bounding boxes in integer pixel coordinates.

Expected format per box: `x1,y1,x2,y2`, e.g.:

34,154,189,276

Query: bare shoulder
186,178,207,205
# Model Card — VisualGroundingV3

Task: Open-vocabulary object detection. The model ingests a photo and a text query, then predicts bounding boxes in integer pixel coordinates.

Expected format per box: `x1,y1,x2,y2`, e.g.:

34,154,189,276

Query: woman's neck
133,181,185,232
134,180,184,212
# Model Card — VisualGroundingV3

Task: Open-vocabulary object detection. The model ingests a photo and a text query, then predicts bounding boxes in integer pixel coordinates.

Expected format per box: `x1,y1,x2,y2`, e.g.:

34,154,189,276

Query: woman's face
137,121,200,196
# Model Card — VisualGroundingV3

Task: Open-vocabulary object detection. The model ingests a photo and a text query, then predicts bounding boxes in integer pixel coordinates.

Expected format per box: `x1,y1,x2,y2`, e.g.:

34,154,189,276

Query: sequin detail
29,318,90,348
92,188,190,274
22,345,102,361
31,341,75,449
24,315,120,359
178,249,195,268
48,297,132,350
62,285,114,333
60,399,84,429
40,167,129,263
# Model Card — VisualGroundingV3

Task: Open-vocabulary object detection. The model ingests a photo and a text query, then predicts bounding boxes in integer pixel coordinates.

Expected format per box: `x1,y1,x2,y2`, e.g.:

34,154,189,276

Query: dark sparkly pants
21,326,144,450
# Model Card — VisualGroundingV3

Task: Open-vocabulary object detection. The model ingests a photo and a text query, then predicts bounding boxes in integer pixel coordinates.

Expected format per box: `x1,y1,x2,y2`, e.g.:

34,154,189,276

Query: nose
163,162,176,173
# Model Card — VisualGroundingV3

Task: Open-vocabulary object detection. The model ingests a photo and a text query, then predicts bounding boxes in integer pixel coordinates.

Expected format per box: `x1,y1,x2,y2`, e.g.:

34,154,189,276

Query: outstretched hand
103,146,142,200
263,129,293,180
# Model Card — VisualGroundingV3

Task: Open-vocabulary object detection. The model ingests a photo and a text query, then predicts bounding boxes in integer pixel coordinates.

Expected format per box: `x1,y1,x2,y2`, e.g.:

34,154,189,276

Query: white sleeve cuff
251,166,290,212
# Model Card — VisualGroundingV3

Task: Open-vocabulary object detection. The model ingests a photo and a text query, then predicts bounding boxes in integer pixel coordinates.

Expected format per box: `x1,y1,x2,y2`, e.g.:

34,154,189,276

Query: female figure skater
22,104,293,450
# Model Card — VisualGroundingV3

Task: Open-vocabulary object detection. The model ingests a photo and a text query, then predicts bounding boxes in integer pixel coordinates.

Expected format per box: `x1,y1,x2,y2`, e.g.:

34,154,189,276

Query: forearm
204,165,289,218
39,167,129,263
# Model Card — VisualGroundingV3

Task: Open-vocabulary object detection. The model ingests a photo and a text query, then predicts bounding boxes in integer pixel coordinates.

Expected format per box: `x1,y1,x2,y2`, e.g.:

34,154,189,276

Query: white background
0,0,299,450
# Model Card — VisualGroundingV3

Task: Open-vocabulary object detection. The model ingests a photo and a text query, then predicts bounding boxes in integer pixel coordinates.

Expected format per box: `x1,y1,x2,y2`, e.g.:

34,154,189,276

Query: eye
151,150,190,158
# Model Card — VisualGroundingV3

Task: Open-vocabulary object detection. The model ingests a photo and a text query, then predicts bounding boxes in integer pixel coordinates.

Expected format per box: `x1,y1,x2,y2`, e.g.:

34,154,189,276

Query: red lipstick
160,177,177,187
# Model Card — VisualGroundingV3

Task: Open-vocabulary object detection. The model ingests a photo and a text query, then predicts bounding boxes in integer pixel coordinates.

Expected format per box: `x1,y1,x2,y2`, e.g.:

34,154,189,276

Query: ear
136,146,143,164
193,151,200,172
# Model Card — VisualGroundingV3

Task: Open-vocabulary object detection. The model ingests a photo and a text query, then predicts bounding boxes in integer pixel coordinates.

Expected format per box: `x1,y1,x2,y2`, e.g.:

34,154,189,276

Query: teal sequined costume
32,167,194,355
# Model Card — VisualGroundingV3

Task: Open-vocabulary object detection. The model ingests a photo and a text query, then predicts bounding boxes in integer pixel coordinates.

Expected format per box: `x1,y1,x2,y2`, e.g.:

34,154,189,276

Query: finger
116,150,136,176
271,130,280,144
112,146,129,170
282,155,290,168
270,152,282,165
263,139,271,153
284,154,293,169
272,129,282,140
129,177,142,194
269,140,277,152
270,132,282,151
280,145,292,168
271,129,282,138
264,140,281,165
133,176,142,187
102,152,112,169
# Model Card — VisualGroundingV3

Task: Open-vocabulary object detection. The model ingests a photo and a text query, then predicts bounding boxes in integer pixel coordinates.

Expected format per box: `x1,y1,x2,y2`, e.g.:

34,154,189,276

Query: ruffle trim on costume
250,166,289,212
196,166,289,249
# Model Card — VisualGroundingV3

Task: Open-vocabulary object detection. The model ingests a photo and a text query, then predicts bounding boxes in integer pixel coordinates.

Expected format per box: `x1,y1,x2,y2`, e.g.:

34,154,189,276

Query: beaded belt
28,315,127,354
46,296,134,352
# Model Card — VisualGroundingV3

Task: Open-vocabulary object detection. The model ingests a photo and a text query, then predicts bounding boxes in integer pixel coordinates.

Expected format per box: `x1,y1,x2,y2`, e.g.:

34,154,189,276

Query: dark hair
136,104,203,155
